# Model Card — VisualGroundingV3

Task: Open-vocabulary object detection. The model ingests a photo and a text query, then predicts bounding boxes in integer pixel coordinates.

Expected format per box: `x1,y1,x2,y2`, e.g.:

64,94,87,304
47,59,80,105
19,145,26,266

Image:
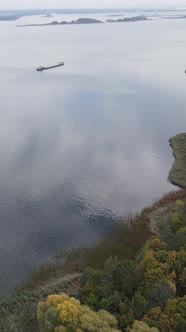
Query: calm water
0,13,186,298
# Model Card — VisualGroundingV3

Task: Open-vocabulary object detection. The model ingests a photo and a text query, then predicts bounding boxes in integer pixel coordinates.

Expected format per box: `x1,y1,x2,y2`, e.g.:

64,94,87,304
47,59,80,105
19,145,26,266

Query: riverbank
0,188,186,332
169,133,186,188
0,134,186,331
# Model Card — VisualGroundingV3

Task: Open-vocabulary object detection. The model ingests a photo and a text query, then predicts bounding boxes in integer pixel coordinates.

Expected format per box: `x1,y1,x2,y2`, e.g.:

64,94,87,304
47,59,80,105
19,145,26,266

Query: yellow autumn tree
127,320,160,332
37,293,121,332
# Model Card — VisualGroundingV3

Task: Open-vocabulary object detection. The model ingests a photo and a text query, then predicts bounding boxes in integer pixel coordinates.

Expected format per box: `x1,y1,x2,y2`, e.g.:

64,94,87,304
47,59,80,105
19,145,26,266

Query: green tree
131,293,148,320
175,200,185,211
118,302,134,330
171,212,183,233
164,296,186,331
147,280,176,308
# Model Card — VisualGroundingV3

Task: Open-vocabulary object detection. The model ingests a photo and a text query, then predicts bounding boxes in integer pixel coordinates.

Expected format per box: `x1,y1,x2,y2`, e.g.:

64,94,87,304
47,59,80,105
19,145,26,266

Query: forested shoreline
0,135,186,331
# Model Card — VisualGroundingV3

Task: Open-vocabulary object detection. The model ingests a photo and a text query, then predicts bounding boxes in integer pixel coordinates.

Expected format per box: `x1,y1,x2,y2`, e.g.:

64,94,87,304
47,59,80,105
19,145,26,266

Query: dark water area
0,16,186,298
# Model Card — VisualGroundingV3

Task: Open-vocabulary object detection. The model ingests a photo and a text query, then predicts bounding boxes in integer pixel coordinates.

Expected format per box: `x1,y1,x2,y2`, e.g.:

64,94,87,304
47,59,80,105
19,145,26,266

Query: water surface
0,14,186,298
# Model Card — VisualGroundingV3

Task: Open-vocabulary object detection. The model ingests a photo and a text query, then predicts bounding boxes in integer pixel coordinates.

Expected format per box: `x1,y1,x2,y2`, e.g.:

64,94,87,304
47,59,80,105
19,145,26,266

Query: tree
37,293,121,332
80,257,137,310
175,200,185,211
144,237,167,252
171,212,183,233
164,296,186,331
143,250,165,287
131,293,148,320
118,302,134,330
144,296,186,332
178,268,186,292
147,280,176,308
127,320,160,332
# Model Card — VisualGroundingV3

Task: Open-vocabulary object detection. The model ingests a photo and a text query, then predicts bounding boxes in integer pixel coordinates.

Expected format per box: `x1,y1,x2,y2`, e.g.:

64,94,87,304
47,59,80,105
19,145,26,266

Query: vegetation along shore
169,133,186,189
0,134,186,332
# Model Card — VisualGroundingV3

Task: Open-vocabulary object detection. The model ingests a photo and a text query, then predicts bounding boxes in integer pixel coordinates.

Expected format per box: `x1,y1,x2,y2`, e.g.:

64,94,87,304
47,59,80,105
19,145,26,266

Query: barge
36,62,64,71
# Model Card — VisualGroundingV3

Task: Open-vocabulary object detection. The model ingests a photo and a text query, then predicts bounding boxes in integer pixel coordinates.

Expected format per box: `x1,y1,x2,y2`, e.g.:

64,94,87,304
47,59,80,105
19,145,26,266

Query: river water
0,11,186,298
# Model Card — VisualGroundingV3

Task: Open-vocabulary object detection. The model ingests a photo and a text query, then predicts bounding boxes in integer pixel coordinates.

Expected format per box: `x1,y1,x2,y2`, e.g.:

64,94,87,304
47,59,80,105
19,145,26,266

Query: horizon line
0,6,184,10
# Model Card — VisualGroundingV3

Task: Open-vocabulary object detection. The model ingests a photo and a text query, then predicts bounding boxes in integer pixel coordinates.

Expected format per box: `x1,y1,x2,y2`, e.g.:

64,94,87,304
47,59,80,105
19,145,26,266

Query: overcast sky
1,0,186,10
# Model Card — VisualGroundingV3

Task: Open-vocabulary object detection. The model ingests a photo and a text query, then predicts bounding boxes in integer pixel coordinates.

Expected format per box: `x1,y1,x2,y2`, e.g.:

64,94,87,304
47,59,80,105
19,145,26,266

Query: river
0,11,186,298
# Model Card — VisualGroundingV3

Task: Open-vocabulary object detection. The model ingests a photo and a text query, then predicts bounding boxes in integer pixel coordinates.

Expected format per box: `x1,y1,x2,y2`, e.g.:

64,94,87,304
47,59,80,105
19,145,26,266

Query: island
164,15,186,19
17,17,103,27
108,14,123,17
70,18,103,24
16,16,148,27
169,133,186,188
40,14,53,18
106,15,147,23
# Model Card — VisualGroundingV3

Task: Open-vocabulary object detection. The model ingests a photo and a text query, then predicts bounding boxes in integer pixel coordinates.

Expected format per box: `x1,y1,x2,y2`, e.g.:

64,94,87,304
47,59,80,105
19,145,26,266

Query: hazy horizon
1,0,186,10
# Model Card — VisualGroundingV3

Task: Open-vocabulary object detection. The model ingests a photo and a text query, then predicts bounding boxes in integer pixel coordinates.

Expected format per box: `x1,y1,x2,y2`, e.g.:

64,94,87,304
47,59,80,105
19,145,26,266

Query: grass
19,214,153,292
169,133,186,188
13,190,186,292
0,275,80,332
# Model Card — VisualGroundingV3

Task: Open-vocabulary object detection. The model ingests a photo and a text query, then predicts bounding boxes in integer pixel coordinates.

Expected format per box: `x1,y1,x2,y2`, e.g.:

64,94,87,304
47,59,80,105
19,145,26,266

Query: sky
1,0,186,10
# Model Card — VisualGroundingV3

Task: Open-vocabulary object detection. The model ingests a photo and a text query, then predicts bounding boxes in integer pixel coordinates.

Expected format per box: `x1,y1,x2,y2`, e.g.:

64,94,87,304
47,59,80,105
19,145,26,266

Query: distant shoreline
0,15,19,21
1,7,186,22
16,16,148,27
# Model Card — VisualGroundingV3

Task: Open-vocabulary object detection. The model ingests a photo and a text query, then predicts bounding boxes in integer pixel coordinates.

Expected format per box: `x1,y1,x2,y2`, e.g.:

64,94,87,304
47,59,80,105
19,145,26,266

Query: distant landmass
17,16,148,27
108,14,123,17
106,15,147,23
0,15,19,21
1,8,186,22
16,18,104,27
41,14,53,18
164,15,186,19
61,18,103,24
